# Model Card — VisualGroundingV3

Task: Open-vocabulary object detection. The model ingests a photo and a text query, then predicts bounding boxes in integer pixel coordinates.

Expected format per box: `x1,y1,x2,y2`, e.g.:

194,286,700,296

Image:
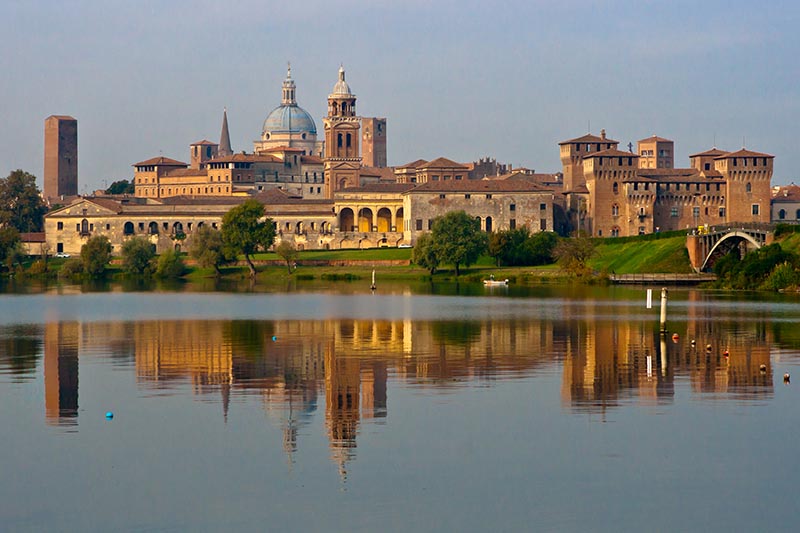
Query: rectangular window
138,222,144,231
106,224,110,230
693,207,700,217
719,207,726,217
455,175,463,180
57,243,63,253
752,204,760,215
671,207,678,217
427,220,433,230
486,194,492,199
510,204,516,212
540,203,546,211
57,222,63,230
415,219,423,231
465,194,471,199
432,175,440,181
509,219,516,230
439,194,445,199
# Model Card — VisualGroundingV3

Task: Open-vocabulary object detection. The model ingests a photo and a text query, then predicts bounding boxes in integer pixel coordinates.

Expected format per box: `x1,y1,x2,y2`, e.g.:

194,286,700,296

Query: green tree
120,237,155,276
155,249,186,279
0,170,47,233
554,232,596,276
80,235,113,278
105,179,135,195
430,210,487,276
527,231,558,266
0,227,21,271
189,226,232,276
412,232,440,274
221,199,276,277
274,241,299,274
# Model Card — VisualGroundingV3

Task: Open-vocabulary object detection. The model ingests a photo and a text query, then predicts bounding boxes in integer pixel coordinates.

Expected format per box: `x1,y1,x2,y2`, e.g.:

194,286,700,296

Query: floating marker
784,373,791,383
759,364,767,372
646,289,653,309
272,336,277,342
105,411,114,420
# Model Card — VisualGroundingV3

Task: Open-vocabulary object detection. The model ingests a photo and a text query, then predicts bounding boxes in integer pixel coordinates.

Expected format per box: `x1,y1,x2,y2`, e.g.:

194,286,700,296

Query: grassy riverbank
15,232,698,286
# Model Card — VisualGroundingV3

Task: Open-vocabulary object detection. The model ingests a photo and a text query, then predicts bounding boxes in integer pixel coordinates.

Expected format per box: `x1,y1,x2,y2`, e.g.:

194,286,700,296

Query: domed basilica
254,64,324,157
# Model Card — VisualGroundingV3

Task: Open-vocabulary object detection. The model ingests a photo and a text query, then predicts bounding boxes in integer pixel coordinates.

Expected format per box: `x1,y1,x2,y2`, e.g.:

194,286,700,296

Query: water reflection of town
18,297,791,470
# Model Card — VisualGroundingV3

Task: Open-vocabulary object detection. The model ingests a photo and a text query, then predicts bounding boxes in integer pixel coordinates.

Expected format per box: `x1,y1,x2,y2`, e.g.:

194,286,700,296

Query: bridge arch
700,231,763,272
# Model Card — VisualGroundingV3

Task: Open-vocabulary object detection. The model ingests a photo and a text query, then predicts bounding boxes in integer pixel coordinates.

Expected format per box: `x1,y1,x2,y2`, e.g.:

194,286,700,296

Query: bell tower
323,66,361,198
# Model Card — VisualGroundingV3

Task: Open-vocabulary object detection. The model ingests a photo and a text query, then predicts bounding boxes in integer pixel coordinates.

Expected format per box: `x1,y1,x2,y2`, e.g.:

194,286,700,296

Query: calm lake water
2,282,800,532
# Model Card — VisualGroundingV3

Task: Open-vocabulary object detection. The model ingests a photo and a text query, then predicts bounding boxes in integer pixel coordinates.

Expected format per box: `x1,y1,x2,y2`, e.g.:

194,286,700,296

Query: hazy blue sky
2,0,798,192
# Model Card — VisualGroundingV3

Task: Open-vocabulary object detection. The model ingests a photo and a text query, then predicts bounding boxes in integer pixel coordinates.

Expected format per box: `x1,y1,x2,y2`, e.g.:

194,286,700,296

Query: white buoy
659,288,668,333
370,270,376,291
646,289,653,309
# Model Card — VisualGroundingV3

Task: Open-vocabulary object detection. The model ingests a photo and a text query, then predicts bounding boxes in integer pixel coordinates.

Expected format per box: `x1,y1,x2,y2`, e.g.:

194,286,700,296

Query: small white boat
483,276,509,287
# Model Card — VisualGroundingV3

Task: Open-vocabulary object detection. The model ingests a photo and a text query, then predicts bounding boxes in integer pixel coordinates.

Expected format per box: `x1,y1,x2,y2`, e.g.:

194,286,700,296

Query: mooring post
659,287,668,333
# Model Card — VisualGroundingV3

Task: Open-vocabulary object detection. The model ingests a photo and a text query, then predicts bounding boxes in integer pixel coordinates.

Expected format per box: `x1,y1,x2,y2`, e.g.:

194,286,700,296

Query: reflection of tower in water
44,322,80,425
325,342,360,477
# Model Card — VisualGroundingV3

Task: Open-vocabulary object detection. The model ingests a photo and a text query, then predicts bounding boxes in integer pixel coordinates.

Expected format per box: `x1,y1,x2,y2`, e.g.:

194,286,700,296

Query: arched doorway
123,221,134,235
358,208,374,232
339,208,355,232
395,207,404,231
377,208,392,232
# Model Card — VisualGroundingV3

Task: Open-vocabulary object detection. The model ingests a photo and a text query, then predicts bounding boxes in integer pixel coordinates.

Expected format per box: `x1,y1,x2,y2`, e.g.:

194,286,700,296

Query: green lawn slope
589,235,692,274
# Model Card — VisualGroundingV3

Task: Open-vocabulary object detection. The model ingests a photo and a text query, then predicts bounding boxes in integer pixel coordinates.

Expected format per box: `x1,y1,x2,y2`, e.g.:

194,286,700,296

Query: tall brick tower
323,66,361,198
44,115,78,201
361,117,387,167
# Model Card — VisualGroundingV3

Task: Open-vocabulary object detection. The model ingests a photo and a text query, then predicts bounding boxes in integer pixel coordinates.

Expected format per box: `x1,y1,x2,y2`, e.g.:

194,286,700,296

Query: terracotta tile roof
583,148,639,158
715,148,774,159
422,157,469,169
689,148,728,158
20,232,46,243
637,135,673,143
359,166,397,180
409,179,548,193
559,133,619,145
338,183,416,194
772,185,800,202
563,184,589,194
396,159,428,169
300,155,324,164
260,145,305,153
190,139,217,146
133,156,187,167
87,197,124,213
159,196,243,206
210,153,281,163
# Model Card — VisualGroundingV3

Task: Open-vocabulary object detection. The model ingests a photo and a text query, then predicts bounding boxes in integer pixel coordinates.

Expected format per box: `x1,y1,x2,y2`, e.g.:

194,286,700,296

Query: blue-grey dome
262,104,317,136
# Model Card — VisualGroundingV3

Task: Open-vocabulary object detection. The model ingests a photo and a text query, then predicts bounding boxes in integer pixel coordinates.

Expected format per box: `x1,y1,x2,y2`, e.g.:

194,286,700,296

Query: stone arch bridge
686,224,774,272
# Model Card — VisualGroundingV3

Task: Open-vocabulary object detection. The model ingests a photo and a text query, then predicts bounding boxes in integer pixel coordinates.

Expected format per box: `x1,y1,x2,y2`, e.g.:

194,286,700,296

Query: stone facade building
560,130,774,237
772,185,800,223
402,179,555,243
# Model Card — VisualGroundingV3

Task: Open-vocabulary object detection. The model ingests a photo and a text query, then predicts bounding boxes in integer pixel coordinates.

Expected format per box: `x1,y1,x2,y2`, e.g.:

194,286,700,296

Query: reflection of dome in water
262,105,317,136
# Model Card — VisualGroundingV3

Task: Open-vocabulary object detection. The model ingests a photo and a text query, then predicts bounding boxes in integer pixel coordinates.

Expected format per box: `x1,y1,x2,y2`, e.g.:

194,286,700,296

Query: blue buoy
272,336,277,341
105,411,114,420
